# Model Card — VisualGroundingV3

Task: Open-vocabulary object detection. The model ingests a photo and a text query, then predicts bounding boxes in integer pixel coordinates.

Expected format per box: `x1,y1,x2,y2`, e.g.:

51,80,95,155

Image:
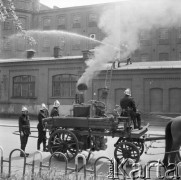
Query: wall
0,56,85,117
0,57,180,125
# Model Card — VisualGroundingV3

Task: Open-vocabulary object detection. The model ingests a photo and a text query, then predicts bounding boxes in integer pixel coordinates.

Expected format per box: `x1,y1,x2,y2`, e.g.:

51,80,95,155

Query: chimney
82,49,95,60
26,49,36,59
54,46,61,58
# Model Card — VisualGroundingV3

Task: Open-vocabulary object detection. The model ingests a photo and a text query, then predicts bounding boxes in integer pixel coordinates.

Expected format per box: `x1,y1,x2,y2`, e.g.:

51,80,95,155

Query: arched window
52,74,77,97
13,75,35,98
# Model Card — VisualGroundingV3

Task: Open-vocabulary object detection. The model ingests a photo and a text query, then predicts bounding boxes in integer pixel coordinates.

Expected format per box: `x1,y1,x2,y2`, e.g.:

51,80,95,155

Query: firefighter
120,88,142,129
19,106,31,157
50,100,60,117
37,103,49,151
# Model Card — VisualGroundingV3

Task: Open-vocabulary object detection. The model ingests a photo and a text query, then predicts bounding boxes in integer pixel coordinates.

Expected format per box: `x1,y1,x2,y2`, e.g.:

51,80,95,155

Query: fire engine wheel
119,138,144,156
114,142,140,163
48,129,79,161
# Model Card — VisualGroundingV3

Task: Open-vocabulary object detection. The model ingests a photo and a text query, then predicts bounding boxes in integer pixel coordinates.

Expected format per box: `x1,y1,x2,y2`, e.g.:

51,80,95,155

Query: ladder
104,64,113,110
105,65,113,90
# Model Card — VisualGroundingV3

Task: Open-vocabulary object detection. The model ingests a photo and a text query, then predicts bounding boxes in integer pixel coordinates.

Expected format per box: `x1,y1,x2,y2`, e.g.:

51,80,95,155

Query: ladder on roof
105,65,113,90
104,64,113,110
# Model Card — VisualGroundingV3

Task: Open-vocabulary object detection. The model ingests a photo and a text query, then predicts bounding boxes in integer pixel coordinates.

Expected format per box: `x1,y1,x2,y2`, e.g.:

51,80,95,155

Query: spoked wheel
48,129,79,161
114,142,140,163
132,140,144,156
119,138,144,156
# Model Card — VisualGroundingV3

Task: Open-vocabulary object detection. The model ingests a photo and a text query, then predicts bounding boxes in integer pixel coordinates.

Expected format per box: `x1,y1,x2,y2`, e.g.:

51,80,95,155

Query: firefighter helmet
41,103,47,110
124,88,131,96
22,106,28,112
53,100,60,107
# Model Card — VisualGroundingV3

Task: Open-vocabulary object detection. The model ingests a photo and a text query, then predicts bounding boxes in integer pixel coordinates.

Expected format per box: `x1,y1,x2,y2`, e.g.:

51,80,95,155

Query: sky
39,0,125,8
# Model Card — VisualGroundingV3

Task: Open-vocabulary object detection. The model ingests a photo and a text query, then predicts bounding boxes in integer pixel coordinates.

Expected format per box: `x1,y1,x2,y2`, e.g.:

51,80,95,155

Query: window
159,53,169,61
159,28,169,39
72,38,81,50
139,30,151,46
88,13,97,27
43,18,51,30
159,28,169,44
72,14,81,28
140,53,149,61
4,20,12,30
52,74,77,97
3,38,11,51
140,30,149,40
58,37,65,50
17,37,25,51
19,17,27,30
178,27,181,39
42,37,50,51
57,16,66,29
13,75,35,98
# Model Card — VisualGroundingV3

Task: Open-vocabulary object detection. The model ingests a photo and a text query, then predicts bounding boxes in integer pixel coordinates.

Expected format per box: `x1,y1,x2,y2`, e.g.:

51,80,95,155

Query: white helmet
22,106,28,112
41,103,47,110
53,100,60,107
124,88,131,96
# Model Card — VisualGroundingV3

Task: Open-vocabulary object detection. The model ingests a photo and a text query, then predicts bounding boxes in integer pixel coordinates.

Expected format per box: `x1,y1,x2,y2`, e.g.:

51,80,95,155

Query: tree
0,0,36,45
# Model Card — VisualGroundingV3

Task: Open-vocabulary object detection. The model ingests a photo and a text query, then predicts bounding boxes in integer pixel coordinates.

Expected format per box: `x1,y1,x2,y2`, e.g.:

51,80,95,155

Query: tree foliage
0,0,36,45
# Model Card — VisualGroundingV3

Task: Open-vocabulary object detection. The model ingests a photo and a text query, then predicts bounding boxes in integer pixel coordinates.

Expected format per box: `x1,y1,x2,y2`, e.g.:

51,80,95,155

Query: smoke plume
78,0,181,86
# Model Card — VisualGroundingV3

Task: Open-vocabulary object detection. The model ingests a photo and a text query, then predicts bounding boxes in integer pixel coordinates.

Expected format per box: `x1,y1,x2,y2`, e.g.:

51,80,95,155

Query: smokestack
77,83,88,91
26,49,36,59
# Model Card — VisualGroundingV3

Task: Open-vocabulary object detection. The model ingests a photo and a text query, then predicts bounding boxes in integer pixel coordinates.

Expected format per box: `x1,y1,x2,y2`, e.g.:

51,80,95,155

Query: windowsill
50,97,75,99
11,97,37,99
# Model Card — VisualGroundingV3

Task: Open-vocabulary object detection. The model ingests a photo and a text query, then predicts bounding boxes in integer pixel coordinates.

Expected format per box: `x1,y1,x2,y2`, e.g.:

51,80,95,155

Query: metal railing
0,146,111,180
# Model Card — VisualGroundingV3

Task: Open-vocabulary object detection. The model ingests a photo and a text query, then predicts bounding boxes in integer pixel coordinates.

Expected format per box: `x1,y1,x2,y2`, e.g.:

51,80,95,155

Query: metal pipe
75,154,86,180
93,156,110,180
0,146,3,175
9,149,26,178
49,152,68,175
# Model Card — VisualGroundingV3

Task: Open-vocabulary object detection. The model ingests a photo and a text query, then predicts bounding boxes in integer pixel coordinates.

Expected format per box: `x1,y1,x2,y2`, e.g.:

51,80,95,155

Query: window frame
52,74,78,98
12,75,36,99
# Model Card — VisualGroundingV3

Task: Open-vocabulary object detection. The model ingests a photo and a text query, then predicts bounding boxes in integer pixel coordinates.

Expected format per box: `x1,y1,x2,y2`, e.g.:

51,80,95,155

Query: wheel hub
122,149,131,158
59,142,68,152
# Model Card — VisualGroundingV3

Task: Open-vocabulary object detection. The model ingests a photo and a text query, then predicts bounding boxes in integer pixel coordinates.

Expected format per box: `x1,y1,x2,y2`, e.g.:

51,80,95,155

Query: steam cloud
78,0,181,86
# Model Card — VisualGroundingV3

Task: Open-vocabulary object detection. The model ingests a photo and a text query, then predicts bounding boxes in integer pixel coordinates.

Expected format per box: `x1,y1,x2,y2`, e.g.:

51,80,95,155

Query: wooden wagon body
43,103,149,163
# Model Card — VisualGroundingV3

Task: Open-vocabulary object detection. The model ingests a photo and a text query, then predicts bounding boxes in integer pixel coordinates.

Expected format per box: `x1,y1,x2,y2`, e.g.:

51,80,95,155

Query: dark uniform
19,113,30,156
50,107,59,117
120,95,141,129
37,109,49,151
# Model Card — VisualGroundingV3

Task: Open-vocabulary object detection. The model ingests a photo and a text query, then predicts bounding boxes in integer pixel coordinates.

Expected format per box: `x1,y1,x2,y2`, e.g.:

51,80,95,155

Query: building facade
0,1,180,125
1,0,181,61
0,52,180,121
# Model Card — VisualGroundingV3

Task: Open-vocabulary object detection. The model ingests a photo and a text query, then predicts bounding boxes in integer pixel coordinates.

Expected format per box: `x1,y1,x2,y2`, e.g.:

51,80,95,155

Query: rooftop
110,60,181,70
0,56,181,70
0,56,83,63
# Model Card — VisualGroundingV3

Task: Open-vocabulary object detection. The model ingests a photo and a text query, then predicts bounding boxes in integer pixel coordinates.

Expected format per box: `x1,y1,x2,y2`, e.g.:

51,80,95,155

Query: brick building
0,0,180,124
1,0,181,61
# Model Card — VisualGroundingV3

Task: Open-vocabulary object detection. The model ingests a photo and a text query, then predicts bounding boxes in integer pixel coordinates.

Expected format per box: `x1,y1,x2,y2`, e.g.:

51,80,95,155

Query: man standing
19,107,31,157
37,103,49,151
50,100,60,117
120,88,142,129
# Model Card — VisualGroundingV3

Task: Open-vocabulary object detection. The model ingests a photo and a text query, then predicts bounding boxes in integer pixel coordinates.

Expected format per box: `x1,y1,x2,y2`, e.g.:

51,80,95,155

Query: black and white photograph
0,0,181,179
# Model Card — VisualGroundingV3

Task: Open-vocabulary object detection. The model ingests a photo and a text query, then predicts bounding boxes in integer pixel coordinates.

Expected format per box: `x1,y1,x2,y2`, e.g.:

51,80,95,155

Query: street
0,118,166,179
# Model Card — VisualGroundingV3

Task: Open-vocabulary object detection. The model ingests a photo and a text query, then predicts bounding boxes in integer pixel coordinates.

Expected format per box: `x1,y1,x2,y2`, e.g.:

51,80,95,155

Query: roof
110,61,181,70
0,56,83,63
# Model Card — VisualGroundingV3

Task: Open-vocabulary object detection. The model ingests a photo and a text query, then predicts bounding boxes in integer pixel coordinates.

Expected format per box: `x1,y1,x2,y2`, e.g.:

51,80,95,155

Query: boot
137,114,142,130
43,142,48,152
137,119,142,130
132,118,137,129
37,141,40,150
